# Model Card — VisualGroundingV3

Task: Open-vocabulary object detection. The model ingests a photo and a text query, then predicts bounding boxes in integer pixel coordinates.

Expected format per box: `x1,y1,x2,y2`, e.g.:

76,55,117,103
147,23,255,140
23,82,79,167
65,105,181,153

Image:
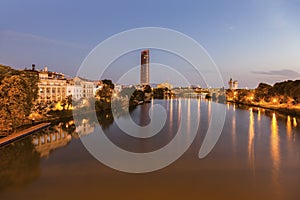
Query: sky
0,0,300,88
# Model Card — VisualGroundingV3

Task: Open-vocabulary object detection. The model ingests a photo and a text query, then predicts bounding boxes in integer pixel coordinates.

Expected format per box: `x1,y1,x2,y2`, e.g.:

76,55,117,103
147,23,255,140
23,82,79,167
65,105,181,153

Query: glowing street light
272,98,278,104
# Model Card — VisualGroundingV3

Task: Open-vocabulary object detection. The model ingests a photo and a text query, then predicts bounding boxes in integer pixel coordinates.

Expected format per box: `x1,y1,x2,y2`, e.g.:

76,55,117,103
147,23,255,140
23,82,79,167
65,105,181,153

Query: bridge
172,88,223,98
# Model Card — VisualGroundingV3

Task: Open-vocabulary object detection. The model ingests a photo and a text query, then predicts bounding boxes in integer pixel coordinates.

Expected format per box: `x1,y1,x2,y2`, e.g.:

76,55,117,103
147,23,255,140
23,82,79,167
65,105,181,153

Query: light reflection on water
248,108,255,172
287,116,292,142
231,106,236,154
0,99,300,200
270,113,281,196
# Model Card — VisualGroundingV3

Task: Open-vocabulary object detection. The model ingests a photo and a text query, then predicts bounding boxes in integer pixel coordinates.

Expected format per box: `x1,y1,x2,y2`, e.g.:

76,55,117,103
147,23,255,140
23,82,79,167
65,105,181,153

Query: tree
0,66,38,133
0,76,29,130
143,85,152,93
66,95,73,110
96,80,114,102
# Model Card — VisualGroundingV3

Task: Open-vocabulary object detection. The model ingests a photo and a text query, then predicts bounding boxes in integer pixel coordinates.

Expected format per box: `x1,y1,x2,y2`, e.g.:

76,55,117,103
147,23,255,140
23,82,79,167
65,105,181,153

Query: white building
66,80,83,101
73,77,95,99
36,66,101,104
37,67,67,103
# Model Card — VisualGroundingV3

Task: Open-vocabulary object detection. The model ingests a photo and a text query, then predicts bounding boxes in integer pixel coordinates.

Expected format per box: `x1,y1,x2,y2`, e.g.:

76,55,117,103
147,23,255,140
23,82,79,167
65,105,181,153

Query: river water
0,99,300,200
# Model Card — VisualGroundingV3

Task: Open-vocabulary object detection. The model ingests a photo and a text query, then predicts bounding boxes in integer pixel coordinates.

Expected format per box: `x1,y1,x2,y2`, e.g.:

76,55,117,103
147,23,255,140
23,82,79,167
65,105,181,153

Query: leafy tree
65,95,73,110
143,85,152,93
0,76,28,129
0,65,38,133
102,79,114,89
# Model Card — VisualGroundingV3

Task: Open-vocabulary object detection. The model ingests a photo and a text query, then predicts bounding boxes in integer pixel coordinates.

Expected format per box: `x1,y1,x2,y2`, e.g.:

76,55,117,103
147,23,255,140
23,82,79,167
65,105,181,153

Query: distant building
66,79,83,101
37,66,67,103
228,78,238,90
140,49,150,85
23,64,38,72
228,78,233,89
35,65,100,103
233,80,238,90
157,81,173,89
73,77,95,99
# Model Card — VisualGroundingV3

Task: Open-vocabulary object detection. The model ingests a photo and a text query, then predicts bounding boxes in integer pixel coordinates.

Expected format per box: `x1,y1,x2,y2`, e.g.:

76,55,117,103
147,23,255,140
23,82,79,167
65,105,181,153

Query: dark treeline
227,80,300,106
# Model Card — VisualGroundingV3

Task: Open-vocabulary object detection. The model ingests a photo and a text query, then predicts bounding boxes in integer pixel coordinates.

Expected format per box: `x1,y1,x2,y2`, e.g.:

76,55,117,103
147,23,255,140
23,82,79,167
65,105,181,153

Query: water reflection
270,113,281,192
32,124,72,158
286,116,292,142
232,108,236,153
169,98,173,133
139,102,151,126
207,100,211,120
257,108,261,122
257,109,261,135
1,99,300,199
248,108,255,171
0,137,40,191
0,118,94,191
293,117,297,127
75,119,95,137
186,98,191,140
197,98,201,128
177,99,181,128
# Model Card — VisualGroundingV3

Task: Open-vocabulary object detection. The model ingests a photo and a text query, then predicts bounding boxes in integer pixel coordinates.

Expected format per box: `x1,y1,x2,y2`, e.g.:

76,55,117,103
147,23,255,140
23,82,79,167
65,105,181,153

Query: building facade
73,77,95,99
140,49,150,85
228,78,238,90
157,81,173,89
36,66,99,104
37,67,67,103
66,79,83,101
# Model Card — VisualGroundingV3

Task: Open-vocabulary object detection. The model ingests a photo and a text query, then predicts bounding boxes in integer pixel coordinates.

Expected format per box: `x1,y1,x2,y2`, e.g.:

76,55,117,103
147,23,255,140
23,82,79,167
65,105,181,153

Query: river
0,99,300,200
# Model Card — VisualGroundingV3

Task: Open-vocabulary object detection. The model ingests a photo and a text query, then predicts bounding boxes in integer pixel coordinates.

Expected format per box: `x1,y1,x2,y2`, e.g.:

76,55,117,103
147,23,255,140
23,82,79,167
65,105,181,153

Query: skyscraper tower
140,49,149,85
228,78,233,89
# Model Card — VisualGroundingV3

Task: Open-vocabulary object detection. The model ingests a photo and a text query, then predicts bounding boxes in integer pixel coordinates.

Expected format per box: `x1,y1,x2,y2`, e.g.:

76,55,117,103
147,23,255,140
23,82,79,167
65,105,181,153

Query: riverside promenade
0,122,51,147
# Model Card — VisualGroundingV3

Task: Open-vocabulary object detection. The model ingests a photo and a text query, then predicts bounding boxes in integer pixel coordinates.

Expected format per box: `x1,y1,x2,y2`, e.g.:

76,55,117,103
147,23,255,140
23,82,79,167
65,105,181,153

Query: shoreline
1,99,299,146
0,122,51,147
227,100,300,117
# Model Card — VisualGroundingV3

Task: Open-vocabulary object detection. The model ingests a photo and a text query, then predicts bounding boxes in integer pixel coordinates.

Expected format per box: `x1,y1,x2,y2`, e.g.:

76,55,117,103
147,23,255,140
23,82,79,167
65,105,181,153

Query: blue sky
0,0,300,88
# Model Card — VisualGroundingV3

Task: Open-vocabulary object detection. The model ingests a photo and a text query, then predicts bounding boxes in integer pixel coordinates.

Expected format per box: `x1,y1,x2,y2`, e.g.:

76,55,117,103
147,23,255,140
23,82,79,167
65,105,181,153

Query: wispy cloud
0,30,88,49
251,69,300,78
